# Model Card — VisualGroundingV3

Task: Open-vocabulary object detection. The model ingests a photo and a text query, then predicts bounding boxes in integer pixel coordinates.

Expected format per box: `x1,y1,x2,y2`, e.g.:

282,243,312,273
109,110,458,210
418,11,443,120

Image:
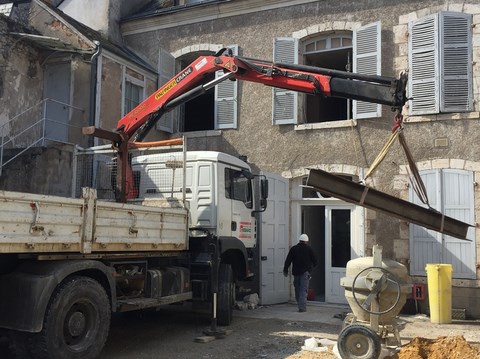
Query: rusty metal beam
82,126,123,143
306,169,470,240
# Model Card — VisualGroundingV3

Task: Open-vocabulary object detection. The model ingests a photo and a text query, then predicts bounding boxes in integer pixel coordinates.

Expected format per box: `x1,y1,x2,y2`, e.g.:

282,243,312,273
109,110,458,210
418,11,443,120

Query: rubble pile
394,335,480,359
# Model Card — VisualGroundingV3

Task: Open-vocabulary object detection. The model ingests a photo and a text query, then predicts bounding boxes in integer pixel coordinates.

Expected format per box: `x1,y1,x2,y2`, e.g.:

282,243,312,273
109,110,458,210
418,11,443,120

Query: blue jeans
293,272,310,311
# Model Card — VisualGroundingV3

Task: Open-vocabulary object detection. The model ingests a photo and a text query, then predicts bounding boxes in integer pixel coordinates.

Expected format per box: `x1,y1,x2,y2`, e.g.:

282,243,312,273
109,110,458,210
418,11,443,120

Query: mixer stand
342,313,405,347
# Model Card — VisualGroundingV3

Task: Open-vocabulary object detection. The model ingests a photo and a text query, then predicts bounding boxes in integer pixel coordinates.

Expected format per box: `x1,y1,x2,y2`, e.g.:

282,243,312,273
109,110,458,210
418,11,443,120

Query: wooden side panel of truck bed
0,189,188,254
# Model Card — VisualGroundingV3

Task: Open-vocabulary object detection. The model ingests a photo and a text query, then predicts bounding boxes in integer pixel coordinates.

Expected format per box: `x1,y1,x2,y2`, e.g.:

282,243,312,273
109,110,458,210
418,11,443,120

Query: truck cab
132,150,264,249
130,149,267,323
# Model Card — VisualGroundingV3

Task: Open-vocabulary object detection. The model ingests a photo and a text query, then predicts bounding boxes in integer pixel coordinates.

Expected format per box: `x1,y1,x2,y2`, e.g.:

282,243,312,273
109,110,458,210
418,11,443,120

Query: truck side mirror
261,178,268,200
252,176,269,216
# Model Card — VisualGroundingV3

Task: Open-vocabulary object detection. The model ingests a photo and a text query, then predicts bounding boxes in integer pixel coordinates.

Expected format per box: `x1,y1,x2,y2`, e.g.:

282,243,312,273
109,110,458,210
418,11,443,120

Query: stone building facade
119,0,480,316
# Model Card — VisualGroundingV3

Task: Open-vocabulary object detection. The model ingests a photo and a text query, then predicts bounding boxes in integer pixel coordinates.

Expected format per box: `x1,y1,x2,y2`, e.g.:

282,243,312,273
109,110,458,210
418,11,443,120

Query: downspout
81,40,102,192
88,40,101,147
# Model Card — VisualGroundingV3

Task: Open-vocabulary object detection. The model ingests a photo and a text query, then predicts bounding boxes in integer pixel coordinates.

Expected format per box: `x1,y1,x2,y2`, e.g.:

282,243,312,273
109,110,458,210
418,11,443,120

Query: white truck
0,138,267,358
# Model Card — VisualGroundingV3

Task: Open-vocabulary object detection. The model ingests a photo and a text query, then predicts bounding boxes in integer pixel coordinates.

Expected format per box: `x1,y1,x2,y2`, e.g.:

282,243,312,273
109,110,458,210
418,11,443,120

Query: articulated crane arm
83,49,408,202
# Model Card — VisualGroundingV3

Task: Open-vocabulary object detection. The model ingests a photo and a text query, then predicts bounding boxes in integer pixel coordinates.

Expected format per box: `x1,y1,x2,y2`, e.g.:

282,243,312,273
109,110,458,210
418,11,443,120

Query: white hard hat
299,234,309,242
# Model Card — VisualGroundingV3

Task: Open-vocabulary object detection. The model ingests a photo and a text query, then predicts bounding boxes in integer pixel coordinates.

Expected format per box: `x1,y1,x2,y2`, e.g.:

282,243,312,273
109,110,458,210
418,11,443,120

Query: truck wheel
217,263,234,326
32,276,111,359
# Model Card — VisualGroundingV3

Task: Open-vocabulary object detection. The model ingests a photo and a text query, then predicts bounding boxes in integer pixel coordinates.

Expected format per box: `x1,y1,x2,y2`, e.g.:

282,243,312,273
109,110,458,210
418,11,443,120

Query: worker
283,233,317,312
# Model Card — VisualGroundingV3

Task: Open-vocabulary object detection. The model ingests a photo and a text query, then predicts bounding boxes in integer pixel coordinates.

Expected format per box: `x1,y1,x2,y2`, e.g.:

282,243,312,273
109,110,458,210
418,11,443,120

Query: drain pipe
88,40,101,147
80,40,102,191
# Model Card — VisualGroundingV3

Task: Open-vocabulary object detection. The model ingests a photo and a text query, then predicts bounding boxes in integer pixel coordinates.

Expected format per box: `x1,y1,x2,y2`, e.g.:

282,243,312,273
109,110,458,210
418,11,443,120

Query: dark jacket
283,242,317,276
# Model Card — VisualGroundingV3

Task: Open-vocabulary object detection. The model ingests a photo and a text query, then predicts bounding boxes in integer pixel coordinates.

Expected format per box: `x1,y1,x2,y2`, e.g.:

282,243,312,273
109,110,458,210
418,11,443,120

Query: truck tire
217,263,234,326
31,276,111,359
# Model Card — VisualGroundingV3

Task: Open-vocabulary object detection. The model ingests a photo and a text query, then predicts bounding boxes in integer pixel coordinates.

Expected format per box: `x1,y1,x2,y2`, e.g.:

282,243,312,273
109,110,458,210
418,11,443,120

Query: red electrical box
412,283,426,300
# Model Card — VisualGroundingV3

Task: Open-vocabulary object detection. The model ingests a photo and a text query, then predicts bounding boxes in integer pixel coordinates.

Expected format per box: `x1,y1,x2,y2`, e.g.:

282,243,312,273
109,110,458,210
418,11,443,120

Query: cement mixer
338,245,412,359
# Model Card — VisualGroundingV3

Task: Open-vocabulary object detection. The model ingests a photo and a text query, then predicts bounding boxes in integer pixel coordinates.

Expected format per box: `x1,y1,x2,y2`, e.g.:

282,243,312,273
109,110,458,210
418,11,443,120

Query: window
409,169,476,279
272,22,381,125
182,63,215,132
225,168,253,209
303,33,352,123
408,12,473,115
123,71,145,116
124,81,142,115
157,46,238,133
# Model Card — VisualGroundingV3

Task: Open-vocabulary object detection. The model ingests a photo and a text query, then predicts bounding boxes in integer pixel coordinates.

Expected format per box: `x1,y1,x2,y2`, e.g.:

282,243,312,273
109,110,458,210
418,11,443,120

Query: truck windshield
225,168,253,209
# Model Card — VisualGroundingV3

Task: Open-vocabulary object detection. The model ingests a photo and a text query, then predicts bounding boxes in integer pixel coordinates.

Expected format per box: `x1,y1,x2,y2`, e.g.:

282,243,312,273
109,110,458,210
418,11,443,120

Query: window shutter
440,12,473,112
408,14,439,115
156,48,175,133
442,170,475,279
215,45,238,129
353,21,381,119
409,170,442,275
272,38,298,125
410,169,476,279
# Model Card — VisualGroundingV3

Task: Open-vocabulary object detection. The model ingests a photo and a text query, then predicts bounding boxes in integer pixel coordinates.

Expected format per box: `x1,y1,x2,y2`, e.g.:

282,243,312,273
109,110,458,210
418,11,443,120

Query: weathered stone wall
0,16,44,150
59,0,151,45
0,144,74,196
122,1,480,180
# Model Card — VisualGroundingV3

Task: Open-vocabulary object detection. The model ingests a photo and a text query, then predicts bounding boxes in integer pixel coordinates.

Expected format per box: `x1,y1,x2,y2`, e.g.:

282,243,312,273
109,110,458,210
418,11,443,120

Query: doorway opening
301,205,353,304
302,205,326,302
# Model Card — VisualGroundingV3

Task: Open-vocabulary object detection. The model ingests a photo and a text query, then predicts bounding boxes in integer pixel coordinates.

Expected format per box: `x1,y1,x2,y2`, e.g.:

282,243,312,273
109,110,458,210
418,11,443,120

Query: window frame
273,21,381,127
122,72,145,117
157,46,238,133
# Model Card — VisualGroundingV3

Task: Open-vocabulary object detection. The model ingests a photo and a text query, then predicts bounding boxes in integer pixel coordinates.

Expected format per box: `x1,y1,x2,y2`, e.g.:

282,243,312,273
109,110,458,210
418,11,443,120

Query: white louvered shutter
353,21,381,119
440,12,473,113
408,14,439,115
410,169,475,279
442,170,475,279
409,170,442,275
156,48,176,133
272,38,298,125
215,45,238,129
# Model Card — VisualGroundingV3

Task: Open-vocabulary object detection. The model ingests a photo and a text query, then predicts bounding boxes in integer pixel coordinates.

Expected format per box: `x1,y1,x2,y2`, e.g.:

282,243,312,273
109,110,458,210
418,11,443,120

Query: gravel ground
1,303,479,358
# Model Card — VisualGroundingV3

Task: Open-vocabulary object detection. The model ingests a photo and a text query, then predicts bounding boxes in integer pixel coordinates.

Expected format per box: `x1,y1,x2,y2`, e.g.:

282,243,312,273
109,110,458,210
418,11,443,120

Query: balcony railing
0,98,85,176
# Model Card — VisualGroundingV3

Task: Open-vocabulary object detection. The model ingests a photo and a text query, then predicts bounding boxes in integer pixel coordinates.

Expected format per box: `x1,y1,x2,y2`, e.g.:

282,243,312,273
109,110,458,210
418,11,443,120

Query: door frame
325,205,354,304
43,61,73,143
291,200,364,303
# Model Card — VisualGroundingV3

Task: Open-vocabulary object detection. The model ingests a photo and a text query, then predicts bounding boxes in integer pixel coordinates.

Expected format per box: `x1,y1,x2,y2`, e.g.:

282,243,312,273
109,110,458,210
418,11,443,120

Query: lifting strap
364,113,431,207
363,126,400,180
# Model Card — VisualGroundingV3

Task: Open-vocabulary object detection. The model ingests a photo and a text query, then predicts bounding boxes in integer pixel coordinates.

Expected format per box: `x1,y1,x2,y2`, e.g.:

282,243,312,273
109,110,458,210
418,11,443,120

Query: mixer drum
341,257,411,323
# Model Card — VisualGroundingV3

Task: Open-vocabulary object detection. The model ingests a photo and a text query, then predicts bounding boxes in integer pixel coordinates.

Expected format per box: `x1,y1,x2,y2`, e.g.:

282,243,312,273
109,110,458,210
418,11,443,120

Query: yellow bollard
426,264,453,324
